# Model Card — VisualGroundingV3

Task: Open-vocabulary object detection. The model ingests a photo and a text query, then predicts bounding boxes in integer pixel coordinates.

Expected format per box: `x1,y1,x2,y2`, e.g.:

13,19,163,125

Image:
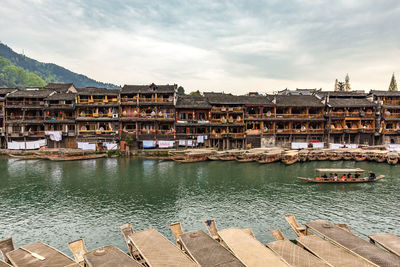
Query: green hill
0,43,119,89
0,56,46,88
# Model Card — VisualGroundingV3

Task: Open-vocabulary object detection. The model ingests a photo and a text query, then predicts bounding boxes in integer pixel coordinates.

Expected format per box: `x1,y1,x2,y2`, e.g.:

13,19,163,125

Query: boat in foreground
297,168,384,183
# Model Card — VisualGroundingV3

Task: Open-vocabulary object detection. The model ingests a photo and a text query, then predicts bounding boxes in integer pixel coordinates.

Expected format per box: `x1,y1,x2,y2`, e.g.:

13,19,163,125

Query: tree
389,73,398,91
177,86,185,95
344,74,351,91
189,90,202,96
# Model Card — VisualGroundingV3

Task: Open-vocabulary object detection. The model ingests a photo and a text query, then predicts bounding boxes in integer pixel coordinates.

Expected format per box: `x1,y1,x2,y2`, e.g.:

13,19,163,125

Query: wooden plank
284,214,312,237
369,233,400,257
128,228,197,267
7,242,75,267
0,260,11,267
267,239,330,267
306,220,400,267
179,230,245,267
84,245,142,267
296,235,377,267
218,228,288,267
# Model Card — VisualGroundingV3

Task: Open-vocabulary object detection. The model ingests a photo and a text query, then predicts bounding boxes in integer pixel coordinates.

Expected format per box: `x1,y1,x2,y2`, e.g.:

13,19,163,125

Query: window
179,113,187,120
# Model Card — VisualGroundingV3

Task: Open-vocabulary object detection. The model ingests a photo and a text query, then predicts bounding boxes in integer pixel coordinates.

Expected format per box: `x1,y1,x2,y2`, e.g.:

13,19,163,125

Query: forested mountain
0,56,46,88
0,43,119,89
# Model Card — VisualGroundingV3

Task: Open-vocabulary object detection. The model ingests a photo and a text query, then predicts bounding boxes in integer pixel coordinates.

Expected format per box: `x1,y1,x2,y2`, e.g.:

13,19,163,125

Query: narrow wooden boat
258,152,281,163
298,168,384,183
369,233,400,257
342,151,353,160
46,154,107,161
316,151,328,161
8,154,40,160
386,152,399,165
306,220,400,267
218,150,241,161
298,150,308,162
375,151,387,163
281,151,299,165
307,151,318,161
174,152,210,163
236,152,260,162
326,150,342,161
353,151,367,161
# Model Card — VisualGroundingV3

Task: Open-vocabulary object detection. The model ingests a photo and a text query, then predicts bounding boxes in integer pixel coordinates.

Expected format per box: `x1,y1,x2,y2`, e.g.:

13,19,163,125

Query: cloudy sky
1,0,399,93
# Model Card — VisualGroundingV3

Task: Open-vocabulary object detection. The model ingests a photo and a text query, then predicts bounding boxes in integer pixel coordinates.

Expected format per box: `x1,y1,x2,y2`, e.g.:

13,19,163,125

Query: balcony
210,133,223,138
308,129,324,134
276,129,292,134
211,107,243,113
263,129,275,134
246,129,261,135
383,113,400,119
385,100,400,105
232,133,245,138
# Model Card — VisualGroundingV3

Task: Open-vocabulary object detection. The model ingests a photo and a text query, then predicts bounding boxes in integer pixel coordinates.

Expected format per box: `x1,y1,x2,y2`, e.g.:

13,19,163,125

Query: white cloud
0,0,399,93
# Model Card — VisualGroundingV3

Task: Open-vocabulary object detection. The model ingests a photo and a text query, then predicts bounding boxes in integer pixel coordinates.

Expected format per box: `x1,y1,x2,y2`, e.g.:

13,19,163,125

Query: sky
0,0,399,94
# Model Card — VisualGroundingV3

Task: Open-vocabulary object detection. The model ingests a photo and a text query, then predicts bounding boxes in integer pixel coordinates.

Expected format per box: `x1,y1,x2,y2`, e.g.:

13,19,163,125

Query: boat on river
258,151,281,163
218,149,242,161
326,149,342,161
174,151,212,162
386,152,399,165
298,150,308,162
236,152,261,162
8,154,42,160
297,168,384,183
281,151,298,165
353,150,367,161
46,154,107,161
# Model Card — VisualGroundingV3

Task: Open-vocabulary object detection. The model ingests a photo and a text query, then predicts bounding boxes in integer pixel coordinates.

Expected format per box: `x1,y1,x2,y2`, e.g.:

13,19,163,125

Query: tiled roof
370,90,400,96
121,83,176,94
77,87,119,95
43,83,74,92
176,95,211,108
327,98,375,107
275,95,324,107
45,92,76,100
7,89,55,98
0,88,17,96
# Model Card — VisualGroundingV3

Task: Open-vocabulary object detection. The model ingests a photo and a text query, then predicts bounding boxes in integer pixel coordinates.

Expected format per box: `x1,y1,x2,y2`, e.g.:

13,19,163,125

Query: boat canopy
315,168,364,173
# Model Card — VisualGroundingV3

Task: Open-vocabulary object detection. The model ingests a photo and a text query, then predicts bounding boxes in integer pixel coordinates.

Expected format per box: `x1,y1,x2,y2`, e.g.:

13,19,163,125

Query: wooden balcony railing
121,97,138,103
384,113,400,118
385,100,400,105
7,116,23,120
276,129,292,134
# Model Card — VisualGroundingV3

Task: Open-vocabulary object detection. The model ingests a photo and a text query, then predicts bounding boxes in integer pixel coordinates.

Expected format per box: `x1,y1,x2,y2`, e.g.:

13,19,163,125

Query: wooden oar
20,247,46,261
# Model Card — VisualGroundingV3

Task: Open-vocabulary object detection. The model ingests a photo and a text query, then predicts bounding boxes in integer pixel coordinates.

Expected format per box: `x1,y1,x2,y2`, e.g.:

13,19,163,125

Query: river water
0,157,399,254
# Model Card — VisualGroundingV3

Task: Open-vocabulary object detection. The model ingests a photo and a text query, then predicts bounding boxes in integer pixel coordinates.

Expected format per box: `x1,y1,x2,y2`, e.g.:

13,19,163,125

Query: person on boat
347,173,352,179
355,173,360,179
369,172,376,180
329,173,334,179
341,174,346,181
322,173,328,179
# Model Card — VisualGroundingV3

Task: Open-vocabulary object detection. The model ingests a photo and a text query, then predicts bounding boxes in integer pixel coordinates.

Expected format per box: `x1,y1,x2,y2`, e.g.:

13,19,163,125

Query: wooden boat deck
128,228,197,267
0,260,11,267
179,230,245,267
218,228,288,266
306,220,400,267
84,245,142,267
368,233,400,257
266,239,329,267
296,235,377,267
7,242,75,267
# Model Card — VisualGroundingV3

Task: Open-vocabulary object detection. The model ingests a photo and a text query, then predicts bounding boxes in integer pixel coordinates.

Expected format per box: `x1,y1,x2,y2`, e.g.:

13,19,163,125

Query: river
0,157,399,254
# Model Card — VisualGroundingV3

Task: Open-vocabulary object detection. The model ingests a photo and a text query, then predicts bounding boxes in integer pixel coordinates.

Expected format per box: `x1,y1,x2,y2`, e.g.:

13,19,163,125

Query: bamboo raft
306,220,400,267
369,233,400,257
